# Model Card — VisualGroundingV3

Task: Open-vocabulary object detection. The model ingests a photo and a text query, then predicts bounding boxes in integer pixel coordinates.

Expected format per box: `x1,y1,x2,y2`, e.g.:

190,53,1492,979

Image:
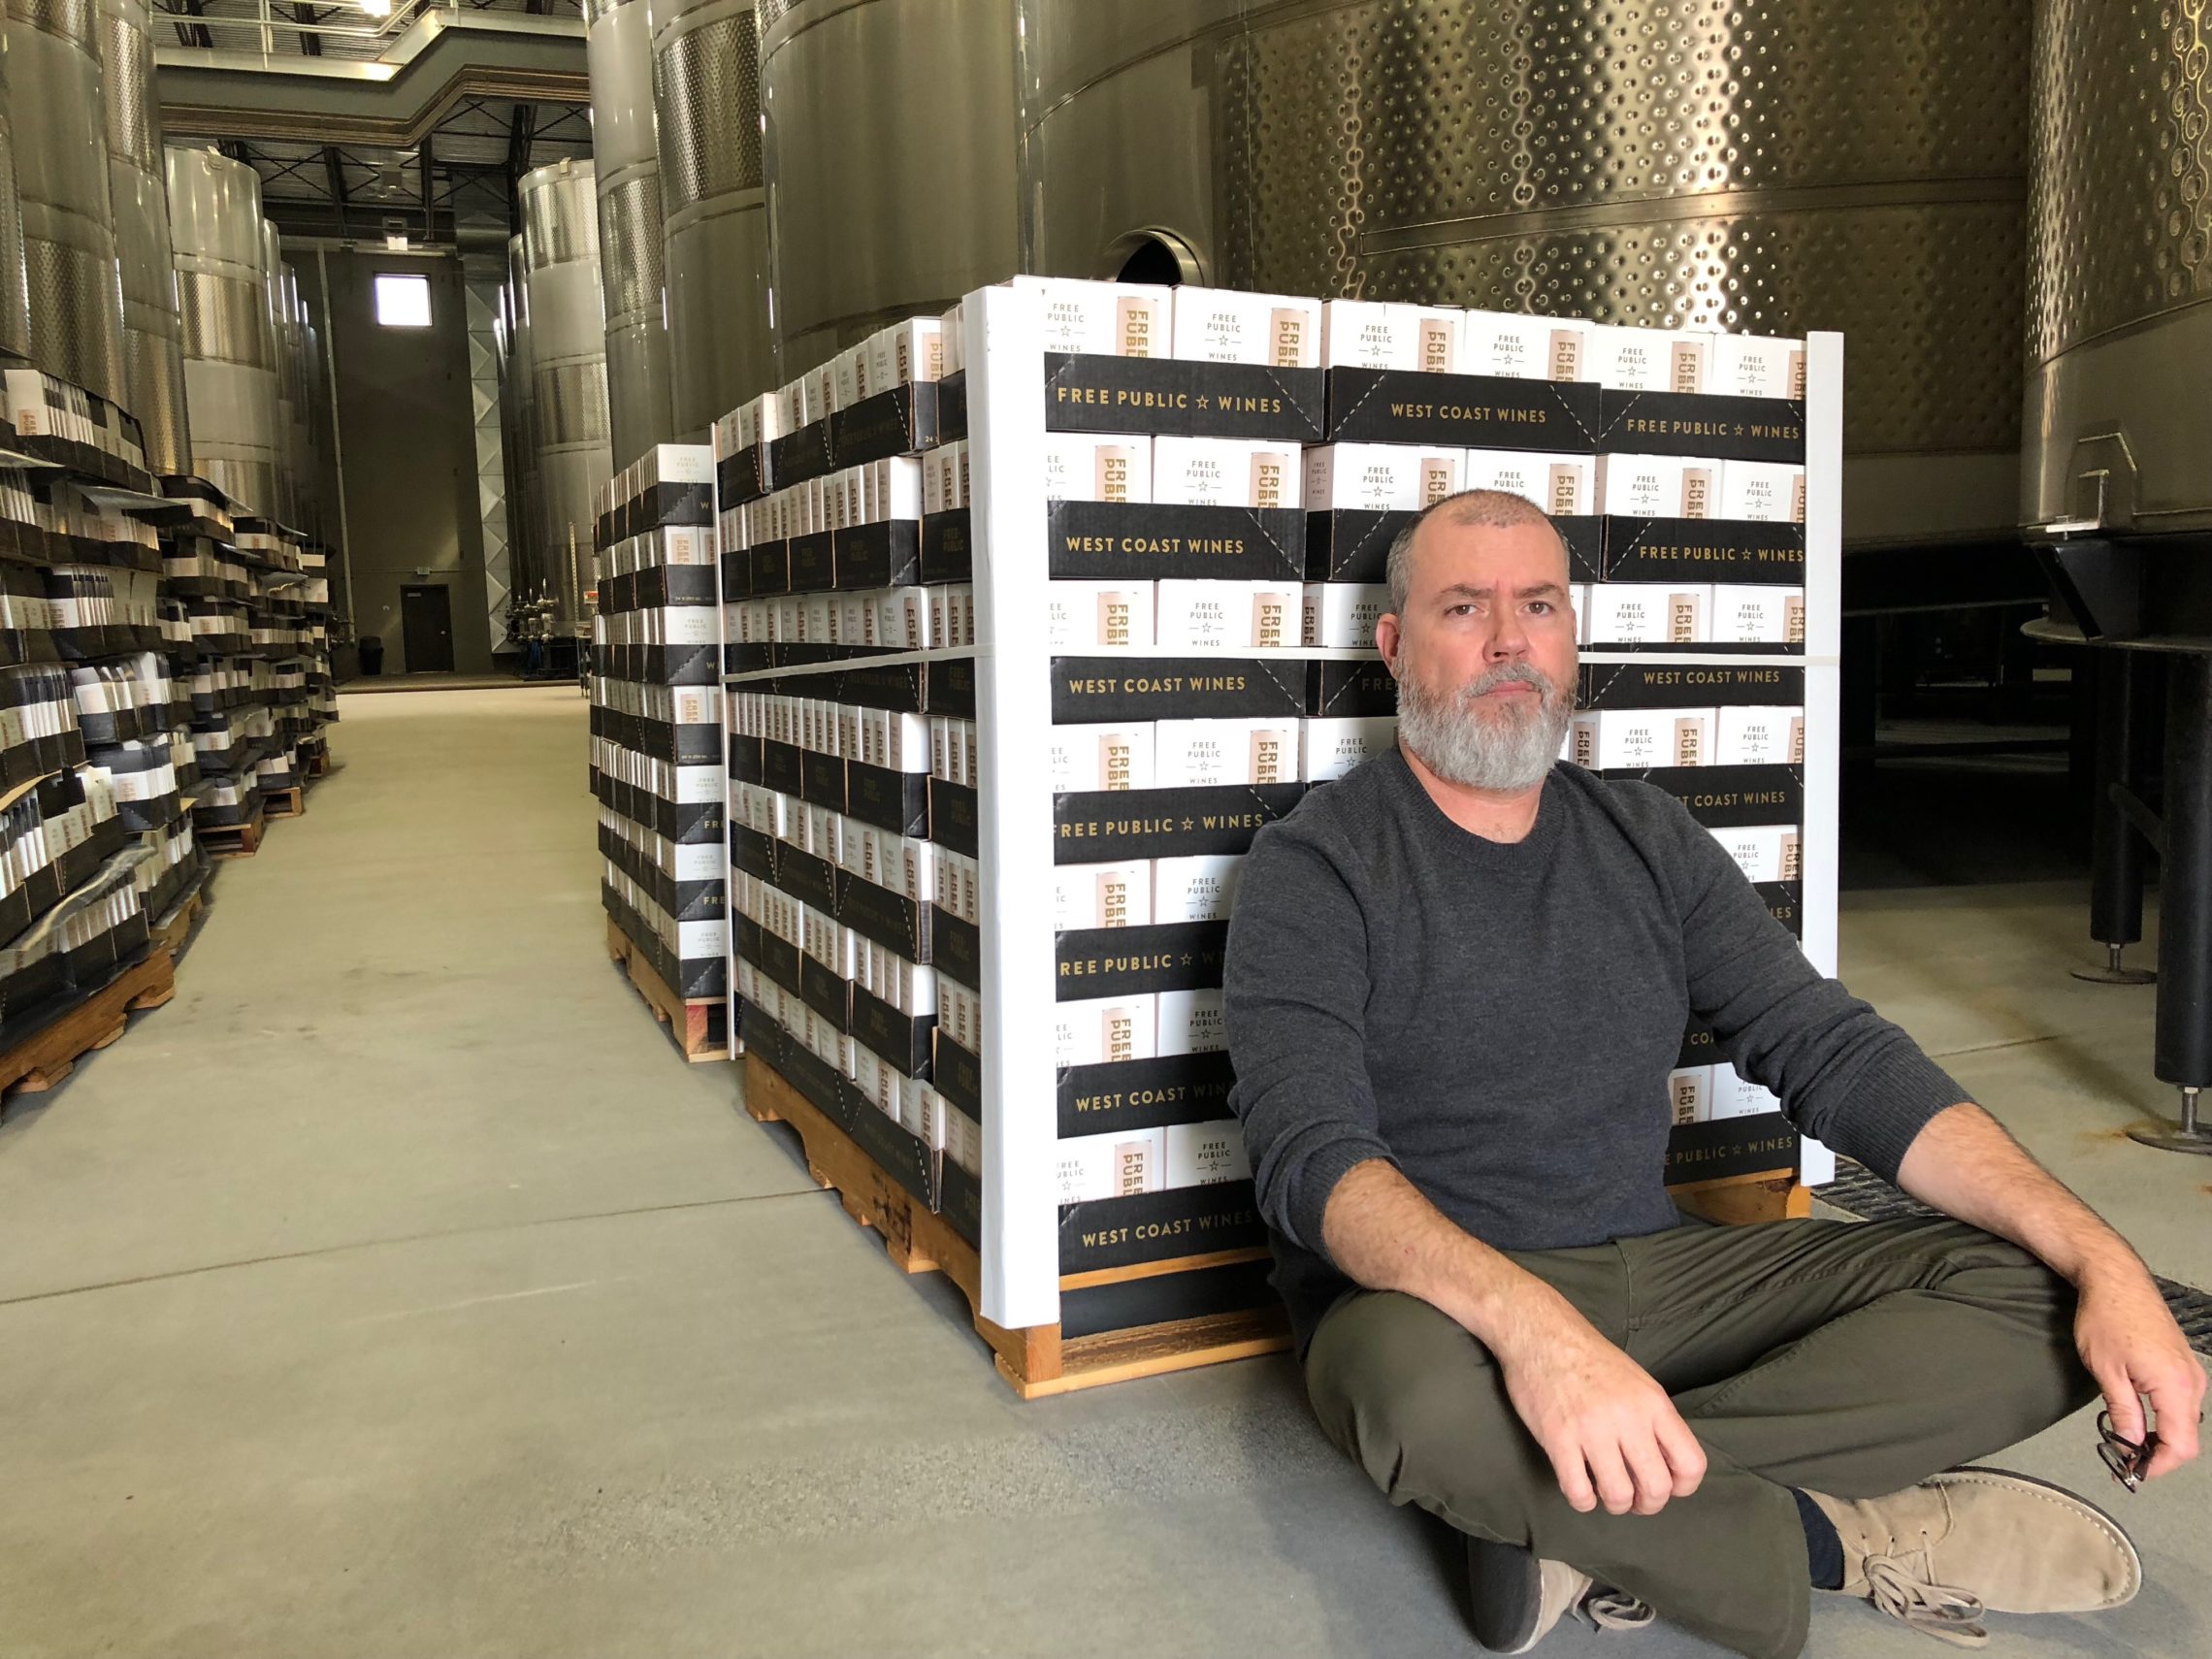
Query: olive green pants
1303,1217,2098,1659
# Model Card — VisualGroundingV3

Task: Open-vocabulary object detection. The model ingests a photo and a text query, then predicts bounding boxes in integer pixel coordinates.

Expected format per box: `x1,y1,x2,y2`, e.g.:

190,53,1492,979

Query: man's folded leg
1303,1280,1818,1659
1301,1218,2126,1657
1618,1216,2101,1496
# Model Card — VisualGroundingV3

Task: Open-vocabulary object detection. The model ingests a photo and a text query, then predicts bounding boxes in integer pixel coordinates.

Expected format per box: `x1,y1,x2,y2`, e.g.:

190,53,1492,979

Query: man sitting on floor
1222,490,2203,1657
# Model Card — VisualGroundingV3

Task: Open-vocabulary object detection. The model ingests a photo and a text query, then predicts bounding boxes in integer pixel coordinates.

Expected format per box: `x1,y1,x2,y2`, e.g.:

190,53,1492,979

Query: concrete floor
0,685,2203,1659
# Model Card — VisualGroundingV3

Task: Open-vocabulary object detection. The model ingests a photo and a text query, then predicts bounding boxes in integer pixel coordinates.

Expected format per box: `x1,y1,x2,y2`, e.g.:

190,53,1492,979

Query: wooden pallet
743,1053,1291,1399
305,751,332,779
146,888,207,960
606,918,729,1062
1673,1169,1811,1225
0,950,177,1101
199,808,267,859
264,785,305,820
741,1051,1812,1398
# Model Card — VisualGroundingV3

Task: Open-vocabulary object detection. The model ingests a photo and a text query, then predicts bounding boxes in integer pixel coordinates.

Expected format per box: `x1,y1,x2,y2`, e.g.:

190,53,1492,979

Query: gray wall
295,249,493,675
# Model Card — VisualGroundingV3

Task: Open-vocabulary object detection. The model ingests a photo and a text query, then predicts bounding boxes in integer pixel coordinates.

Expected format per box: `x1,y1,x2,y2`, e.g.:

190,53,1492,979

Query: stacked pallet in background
590,444,728,1059
242,520,313,814
166,491,271,854
153,477,333,858
296,543,337,776
715,311,1010,1363
718,278,1841,1395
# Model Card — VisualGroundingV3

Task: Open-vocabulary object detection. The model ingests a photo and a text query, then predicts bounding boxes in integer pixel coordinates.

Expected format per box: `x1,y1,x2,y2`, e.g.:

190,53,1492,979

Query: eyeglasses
2096,1412,2159,1494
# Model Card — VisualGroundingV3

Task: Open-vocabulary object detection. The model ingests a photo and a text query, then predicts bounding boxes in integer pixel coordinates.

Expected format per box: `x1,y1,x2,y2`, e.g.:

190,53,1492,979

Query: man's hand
1896,1102,2204,1481
1317,1159,1708,1515
1491,1296,1708,1517
2074,1263,2206,1480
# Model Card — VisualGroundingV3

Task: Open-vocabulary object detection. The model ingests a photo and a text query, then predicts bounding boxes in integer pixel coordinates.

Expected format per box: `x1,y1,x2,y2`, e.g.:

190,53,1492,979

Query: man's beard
1396,660,1574,791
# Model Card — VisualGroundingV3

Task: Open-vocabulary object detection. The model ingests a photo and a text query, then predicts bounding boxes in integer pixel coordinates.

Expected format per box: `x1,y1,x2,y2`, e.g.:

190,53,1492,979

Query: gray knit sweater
1222,750,1965,1352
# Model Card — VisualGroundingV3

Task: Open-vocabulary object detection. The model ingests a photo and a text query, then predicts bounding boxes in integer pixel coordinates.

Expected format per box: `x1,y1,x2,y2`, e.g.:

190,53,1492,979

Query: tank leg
2075,647,2158,984
2134,653,2212,1155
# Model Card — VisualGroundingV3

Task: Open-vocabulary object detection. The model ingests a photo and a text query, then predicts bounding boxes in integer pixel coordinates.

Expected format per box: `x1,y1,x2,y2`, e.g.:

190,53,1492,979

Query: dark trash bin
359,635,384,675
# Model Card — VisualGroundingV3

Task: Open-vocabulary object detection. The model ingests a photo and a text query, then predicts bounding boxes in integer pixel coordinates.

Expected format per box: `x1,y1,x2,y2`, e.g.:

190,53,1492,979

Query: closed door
399,584,455,673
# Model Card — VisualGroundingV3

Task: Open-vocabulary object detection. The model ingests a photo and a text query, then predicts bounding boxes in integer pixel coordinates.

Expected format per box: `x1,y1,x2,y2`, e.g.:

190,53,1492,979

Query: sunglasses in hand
2097,1411,2161,1493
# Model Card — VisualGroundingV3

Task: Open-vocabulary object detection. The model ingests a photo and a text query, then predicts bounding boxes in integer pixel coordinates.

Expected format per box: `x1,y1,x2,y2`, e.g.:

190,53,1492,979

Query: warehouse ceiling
202,98,595,242
155,0,590,242
154,0,573,62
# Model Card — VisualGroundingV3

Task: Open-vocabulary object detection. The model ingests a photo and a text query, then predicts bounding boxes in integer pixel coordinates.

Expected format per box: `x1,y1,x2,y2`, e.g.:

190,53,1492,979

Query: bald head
1385,489,1566,616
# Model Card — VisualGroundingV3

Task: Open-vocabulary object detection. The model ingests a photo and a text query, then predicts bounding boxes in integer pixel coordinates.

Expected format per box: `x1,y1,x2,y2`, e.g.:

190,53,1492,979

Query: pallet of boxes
0,367,199,1103
153,478,244,879
295,541,337,778
159,489,289,859
719,278,1838,1394
592,445,730,1060
239,519,309,821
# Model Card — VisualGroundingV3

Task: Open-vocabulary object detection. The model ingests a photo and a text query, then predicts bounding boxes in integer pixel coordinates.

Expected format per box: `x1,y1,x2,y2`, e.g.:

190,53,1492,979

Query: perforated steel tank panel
99,0,188,473
1215,0,2030,459
2028,0,2212,361
7,0,127,405
520,157,611,631
653,0,768,436
0,22,37,362
656,0,762,209
2022,0,2212,529
1020,0,2033,542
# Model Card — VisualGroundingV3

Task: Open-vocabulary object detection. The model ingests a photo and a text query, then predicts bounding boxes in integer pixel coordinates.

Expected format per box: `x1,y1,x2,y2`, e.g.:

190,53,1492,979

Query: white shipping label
1052,994,1159,1068
1318,299,1423,371
1709,333,1806,401
1714,703,1804,766
1301,716,1398,783
1156,988,1229,1057
1463,450,1596,518
1164,1121,1252,1187
1302,583,1390,649
1668,1065,1713,1125
1151,854,1245,924
1047,581,1155,650
1708,825,1796,885
1052,861,1153,931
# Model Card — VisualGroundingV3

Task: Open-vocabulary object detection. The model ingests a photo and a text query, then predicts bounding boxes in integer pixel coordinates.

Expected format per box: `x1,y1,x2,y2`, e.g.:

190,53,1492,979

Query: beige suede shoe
1808,1467,2141,1649
1466,1538,1656,1653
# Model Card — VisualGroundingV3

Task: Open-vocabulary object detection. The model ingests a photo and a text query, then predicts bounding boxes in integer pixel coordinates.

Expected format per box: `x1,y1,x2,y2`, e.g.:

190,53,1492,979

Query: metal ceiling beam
290,2,322,56
160,18,587,146
323,145,349,234
167,68,588,147
505,103,534,182
258,197,464,242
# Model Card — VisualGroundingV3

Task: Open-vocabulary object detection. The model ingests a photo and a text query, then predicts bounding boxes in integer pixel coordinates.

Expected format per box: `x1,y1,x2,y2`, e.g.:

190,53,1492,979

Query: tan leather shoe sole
1931,1469,2141,1614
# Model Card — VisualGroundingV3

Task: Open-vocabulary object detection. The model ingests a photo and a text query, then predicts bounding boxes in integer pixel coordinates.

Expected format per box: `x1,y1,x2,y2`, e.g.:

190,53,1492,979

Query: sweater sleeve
1222,819,1398,1260
1653,794,1968,1180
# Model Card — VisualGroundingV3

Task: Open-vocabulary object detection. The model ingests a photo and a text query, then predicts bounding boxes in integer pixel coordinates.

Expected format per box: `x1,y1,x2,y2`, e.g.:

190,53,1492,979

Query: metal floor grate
1818,1161,2212,1359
